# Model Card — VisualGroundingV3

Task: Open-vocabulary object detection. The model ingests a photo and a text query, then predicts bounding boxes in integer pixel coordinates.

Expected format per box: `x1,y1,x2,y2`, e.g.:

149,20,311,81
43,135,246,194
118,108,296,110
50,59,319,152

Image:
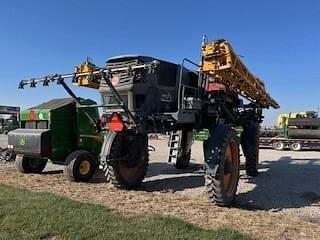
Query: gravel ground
1,134,320,239
148,140,320,222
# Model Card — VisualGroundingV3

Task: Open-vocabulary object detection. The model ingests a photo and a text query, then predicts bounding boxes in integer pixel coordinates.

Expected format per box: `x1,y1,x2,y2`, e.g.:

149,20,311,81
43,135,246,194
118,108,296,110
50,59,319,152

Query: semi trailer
260,111,320,150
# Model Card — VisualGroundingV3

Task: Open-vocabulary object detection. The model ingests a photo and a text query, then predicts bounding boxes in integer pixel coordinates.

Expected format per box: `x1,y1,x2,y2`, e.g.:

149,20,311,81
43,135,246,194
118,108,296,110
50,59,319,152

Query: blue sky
0,0,319,125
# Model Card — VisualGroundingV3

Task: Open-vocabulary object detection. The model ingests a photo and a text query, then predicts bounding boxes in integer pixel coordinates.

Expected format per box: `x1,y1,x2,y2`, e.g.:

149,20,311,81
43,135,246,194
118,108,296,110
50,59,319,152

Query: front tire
64,150,97,182
15,154,47,173
204,125,240,206
104,133,149,189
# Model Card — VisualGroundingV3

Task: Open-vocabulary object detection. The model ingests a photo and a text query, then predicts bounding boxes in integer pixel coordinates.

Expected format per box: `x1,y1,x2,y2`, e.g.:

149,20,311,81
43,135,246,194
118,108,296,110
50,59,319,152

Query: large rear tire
64,150,97,182
15,154,47,173
204,125,240,206
104,133,149,189
241,121,260,177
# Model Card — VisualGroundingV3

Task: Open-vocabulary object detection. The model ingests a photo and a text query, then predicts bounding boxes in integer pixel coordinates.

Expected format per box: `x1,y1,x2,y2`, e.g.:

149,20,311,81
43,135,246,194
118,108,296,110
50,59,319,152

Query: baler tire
204,125,240,207
64,150,97,182
105,134,149,190
241,121,260,177
15,154,47,173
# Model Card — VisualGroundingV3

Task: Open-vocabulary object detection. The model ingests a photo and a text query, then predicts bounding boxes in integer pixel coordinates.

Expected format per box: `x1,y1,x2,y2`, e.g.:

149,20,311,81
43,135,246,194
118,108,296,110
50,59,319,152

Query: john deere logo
19,137,26,146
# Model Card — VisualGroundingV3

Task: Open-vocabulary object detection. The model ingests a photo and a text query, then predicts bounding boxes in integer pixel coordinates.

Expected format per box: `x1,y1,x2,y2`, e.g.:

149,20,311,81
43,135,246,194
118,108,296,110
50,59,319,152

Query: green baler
8,98,103,181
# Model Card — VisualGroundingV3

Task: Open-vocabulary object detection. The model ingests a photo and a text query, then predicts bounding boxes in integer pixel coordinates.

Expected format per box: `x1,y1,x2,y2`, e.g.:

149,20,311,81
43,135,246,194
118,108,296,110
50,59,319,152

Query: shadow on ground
143,161,204,192
236,156,320,211
146,161,203,177
35,152,320,213
40,170,63,175
142,175,204,192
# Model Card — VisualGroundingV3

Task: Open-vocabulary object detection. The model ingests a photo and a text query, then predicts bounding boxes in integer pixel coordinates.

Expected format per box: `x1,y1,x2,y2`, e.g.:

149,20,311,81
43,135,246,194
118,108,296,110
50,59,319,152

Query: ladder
168,131,182,163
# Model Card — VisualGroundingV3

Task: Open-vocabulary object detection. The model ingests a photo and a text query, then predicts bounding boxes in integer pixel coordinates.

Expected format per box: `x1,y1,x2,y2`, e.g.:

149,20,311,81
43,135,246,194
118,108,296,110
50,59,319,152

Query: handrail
177,58,200,110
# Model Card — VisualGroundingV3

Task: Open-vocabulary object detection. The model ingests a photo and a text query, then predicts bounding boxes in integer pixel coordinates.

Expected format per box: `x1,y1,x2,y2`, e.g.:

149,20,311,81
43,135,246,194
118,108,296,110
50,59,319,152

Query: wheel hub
79,160,91,175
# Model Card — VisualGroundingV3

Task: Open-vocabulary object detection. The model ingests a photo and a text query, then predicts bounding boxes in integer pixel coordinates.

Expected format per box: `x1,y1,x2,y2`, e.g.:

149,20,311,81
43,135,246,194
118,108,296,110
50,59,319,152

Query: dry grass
0,165,318,240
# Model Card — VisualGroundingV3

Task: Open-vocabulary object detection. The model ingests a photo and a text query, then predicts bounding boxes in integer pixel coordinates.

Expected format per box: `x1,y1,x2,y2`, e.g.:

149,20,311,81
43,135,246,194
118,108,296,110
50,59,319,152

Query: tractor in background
0,105,20,162
0,105,20,134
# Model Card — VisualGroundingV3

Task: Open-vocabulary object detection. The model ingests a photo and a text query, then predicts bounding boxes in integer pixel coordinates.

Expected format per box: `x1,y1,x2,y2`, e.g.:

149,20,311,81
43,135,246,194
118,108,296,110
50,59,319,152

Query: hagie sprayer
9,37,279,206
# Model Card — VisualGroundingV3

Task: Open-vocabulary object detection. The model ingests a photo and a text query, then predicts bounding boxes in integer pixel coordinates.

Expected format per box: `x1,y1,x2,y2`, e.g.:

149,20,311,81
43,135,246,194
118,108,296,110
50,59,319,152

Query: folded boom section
201,39,279,109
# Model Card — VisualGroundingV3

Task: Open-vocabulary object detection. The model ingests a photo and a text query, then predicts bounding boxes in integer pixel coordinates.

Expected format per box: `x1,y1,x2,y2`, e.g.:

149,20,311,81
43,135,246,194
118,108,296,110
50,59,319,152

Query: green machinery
0,105,20,134
260,111,320,150
8,98,103,181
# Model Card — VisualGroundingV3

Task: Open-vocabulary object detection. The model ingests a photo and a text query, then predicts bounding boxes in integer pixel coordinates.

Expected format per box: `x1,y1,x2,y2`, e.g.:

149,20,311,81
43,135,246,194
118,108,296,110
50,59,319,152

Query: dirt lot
1,135,320,239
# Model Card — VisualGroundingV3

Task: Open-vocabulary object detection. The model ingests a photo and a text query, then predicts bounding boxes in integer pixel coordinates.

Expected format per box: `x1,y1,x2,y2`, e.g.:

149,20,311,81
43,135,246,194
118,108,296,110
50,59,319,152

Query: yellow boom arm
201,39,279,109
72,60,101,89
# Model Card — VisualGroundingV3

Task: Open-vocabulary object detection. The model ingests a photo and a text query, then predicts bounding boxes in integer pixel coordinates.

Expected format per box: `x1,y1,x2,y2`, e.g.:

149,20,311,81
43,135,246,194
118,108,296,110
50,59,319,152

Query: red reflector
207,83,226,91
29,111,35,121
107,113,124,132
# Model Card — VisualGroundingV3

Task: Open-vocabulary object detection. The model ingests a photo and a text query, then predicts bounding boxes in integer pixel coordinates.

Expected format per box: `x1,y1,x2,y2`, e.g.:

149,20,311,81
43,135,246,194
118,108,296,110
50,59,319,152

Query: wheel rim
79,160,91,175
223,138,239,197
